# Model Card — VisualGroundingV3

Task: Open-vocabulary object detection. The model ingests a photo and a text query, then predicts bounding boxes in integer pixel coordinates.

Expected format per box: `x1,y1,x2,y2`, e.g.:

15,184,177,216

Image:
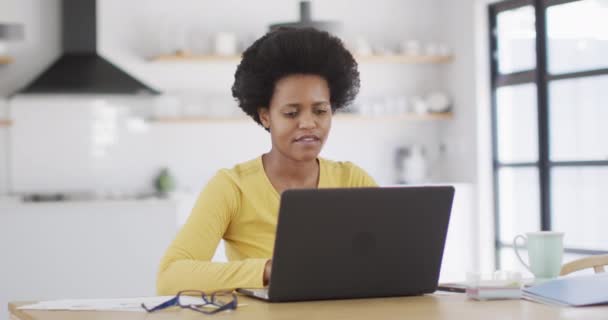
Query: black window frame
489,0,608,268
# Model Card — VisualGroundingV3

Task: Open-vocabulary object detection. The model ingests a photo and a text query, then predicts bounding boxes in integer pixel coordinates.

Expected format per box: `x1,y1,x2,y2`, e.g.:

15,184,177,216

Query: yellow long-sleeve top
157,156,377,295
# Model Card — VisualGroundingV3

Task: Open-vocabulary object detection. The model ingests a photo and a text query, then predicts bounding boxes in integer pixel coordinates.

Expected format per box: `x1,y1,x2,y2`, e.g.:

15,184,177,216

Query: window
489,0,608,268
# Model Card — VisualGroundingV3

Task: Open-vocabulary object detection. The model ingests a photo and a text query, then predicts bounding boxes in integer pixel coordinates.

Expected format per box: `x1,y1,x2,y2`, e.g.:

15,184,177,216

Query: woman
157,27,377,295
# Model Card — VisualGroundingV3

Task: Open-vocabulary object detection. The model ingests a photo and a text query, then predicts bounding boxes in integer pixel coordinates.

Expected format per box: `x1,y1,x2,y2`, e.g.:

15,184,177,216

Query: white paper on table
18,296,203,312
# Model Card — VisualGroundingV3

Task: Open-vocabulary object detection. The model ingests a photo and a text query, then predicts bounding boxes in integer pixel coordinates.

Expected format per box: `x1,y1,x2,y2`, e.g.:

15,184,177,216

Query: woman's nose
298,112,317,129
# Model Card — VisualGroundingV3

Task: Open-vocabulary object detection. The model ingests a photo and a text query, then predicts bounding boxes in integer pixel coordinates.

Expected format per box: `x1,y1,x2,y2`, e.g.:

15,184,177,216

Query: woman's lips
294,136,321,145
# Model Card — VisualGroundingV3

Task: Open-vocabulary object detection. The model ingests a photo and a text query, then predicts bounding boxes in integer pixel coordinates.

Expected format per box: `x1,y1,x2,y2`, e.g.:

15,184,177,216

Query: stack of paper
19,296,193,312
465,279,522,300
523,273,608,307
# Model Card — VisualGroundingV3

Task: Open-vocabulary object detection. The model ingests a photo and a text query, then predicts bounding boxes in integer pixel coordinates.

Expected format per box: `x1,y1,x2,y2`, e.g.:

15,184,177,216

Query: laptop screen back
267,186,454,302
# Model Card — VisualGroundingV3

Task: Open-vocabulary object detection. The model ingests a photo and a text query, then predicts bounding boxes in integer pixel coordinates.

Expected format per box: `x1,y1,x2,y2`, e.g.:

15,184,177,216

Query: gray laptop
237,186,454,302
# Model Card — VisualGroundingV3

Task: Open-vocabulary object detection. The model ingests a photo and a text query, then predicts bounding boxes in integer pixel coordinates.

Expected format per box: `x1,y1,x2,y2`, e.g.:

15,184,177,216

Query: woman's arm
156,171,268,294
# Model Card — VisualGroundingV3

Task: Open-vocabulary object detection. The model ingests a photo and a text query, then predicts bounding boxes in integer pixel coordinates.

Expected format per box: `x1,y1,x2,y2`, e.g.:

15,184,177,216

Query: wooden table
9,294,608,320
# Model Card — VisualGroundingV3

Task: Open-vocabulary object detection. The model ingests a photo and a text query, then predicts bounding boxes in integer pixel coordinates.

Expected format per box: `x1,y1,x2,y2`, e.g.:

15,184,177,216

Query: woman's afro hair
231,27,360,126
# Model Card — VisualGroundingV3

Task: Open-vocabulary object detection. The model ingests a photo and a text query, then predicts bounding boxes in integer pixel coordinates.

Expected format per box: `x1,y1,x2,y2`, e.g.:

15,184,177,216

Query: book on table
522,273,608,307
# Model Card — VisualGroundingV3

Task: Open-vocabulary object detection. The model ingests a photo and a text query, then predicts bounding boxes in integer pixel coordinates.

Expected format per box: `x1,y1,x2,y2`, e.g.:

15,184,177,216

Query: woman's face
258,74,332,163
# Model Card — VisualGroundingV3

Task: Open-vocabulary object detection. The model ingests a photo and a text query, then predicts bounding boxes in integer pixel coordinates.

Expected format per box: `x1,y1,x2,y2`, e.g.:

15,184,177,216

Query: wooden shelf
151,54,241,62
0,119,13,127
334,112,453,121
356,54,453,64
148,116,249,123
147,113,452,124
0,56,14,65
150,53,453,64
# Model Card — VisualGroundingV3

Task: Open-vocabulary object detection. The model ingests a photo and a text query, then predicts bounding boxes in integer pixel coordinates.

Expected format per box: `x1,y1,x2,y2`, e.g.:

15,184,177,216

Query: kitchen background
0,0,489,318
0,0,479,193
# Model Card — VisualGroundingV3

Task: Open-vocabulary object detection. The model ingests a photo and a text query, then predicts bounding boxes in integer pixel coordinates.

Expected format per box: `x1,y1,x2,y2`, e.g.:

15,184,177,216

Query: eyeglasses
141,290,238,315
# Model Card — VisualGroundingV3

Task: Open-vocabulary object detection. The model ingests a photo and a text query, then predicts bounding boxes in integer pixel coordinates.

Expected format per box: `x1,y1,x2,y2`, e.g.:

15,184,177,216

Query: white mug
513,231,564,279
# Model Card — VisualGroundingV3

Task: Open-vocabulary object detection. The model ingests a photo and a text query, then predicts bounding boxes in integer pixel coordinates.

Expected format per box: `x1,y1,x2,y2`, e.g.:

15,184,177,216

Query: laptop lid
267,186,454,302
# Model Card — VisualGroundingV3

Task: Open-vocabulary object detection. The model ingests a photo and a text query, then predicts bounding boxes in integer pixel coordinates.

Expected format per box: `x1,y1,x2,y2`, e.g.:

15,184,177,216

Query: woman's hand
263,259,272,286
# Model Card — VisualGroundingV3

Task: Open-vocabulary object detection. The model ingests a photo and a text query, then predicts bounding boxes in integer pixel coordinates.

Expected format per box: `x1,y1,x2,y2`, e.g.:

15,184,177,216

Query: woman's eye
315,109,328,115
284,112,297,117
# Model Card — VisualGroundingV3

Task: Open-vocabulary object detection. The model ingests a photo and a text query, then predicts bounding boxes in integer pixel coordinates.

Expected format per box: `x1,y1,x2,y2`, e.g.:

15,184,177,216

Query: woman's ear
258,107,270,129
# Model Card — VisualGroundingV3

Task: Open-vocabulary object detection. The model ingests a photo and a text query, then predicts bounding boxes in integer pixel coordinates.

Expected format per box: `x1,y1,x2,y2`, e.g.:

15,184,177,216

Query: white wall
95,0,451,190
8,95,444,195
0,0,61,96
438,0,479,184
98,0,443,94
473,0,498,275
0,100,8,195
4,0,458,195
436,0,499,273
96,0,450,186
0,0,61,196
436,0,485,274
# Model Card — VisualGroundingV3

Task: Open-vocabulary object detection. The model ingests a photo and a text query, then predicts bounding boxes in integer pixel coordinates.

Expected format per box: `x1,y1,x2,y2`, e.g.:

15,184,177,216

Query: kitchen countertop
0,196,181,209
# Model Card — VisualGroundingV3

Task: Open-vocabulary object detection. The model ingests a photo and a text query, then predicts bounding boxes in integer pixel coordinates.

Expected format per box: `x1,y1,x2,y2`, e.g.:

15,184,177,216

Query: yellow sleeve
156,171,268,294
347,162,379,187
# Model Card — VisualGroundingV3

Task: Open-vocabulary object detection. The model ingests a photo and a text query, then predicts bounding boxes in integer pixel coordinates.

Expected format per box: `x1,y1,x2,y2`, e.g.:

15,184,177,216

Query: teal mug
513,231,564,279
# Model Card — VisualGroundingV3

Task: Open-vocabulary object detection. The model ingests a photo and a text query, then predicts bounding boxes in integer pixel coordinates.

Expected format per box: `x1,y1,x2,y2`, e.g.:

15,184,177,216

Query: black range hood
20,0,159,95
269,1,341,33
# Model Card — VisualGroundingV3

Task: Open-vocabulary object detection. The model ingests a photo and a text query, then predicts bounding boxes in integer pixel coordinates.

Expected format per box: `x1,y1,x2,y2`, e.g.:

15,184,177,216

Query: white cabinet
0,200,178,320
